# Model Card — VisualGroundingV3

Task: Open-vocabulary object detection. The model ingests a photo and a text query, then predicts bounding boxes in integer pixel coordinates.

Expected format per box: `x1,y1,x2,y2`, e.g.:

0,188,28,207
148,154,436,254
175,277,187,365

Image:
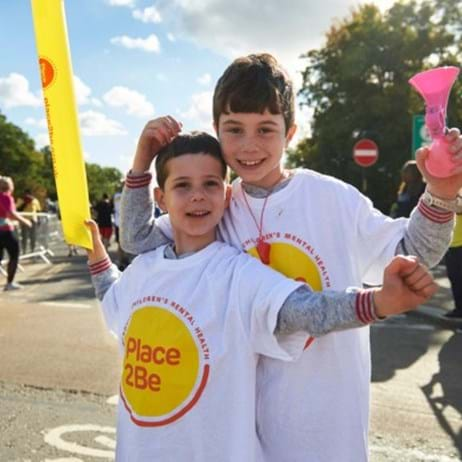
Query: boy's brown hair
155,132,227,189
213,53,295,133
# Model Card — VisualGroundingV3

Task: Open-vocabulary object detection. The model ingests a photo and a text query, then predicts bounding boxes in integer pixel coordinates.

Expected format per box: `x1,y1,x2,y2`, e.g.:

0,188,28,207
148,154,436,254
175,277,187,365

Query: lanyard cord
241,184,271,243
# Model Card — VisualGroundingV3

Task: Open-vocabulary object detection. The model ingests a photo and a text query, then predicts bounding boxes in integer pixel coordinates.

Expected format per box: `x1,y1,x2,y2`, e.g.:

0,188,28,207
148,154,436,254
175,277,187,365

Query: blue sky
0,0,394,174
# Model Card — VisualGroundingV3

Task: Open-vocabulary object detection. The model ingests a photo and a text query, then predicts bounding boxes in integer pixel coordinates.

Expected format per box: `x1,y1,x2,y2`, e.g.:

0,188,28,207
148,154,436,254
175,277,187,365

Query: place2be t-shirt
101,241,305,462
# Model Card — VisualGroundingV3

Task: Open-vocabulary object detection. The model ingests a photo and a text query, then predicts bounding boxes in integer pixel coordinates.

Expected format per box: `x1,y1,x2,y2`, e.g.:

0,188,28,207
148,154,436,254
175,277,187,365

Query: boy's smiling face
216,110,296,189
155,153,228,254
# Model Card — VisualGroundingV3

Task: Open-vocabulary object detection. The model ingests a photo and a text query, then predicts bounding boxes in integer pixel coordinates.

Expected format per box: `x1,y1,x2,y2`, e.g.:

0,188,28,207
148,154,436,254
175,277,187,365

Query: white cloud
0,73,41,108
159,0,397,80
180,91,214,133
110,34,160,53
35,133,50,149
91,98,103,107
291,105,313,148
73,75,92,105
133,6,162,23
106,0,135,7
79,110,127,136
167,33,176,42
25,117,48,129
197,73,211,86
103,86,155,118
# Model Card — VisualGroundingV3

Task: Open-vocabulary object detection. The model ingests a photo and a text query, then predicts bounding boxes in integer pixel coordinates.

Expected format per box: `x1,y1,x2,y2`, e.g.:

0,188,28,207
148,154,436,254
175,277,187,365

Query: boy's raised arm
276,255,437,337
120,173,171,254
85,220,121,301
396,128,462,266
120,116,181,255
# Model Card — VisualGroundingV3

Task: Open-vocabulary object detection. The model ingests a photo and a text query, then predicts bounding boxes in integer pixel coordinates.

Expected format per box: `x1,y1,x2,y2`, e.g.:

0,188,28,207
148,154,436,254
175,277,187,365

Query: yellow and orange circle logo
248,241,326,350
248,242,323,291
39,57,56,89
121,306,209,426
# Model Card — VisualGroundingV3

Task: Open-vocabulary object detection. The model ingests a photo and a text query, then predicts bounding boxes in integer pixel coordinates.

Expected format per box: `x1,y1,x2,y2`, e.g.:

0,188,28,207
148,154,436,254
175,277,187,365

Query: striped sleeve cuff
355,289,380,324
418,198,454,223
88,257,113,275
125,171,152,189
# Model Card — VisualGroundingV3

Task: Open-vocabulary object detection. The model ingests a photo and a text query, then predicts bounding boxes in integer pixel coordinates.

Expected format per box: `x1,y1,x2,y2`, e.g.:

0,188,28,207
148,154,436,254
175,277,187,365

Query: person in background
0,176,31,291
390,160,426,218
16,189,41,254
93,193,113,249
113,181,132,270
445,212,462,319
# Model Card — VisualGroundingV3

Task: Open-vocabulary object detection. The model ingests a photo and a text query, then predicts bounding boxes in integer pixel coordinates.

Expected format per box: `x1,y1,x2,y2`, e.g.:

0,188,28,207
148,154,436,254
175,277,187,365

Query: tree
86,163,123,204
289,0,462,212
0,112,123,207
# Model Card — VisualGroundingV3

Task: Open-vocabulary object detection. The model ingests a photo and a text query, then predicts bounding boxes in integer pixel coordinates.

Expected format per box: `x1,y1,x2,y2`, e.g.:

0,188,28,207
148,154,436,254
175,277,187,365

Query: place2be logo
121,305,210,426
39,57,56,89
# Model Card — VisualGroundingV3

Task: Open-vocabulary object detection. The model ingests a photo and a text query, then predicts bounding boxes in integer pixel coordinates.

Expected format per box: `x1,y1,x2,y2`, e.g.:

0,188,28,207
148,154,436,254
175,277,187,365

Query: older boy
119,55,462,461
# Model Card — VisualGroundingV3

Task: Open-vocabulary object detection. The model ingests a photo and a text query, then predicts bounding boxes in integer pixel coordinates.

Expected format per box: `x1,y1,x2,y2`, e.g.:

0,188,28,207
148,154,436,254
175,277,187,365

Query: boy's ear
154,187,167,212
224,184,232,208
285,124,297,147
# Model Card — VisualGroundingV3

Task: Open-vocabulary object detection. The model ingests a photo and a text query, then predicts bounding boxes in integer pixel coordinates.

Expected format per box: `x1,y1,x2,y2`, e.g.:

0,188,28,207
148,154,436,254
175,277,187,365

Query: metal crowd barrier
0,213,62,276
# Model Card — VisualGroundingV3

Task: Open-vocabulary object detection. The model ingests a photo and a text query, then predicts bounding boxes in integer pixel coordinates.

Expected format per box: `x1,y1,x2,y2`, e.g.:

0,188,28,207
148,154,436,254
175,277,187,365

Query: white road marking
44,458,83,462
106,395,119,405
94,435,116,449
371,444,461,461
38,302,92,309
372,323,435,331
44,424,115,458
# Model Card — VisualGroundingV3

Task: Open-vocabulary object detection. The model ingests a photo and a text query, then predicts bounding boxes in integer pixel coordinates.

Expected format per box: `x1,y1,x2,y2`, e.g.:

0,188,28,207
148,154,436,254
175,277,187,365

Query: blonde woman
0,176,31,290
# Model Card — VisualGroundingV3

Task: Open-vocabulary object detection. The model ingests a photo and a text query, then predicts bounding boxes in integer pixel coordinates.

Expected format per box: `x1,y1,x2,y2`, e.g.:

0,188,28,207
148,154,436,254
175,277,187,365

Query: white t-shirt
101,241,305,462
224,170,407,462
160,169,407,462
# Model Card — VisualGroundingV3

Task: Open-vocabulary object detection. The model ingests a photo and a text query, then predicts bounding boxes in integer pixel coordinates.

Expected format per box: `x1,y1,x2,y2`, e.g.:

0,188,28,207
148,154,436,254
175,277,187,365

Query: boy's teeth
241,160,261,166
189,211,208,216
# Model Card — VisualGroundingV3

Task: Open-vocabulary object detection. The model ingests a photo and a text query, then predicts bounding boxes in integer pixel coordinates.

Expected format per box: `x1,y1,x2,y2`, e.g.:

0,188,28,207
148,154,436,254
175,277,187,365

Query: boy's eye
226,127,241,134
205,180,220,187
259,127,274,134
174,182,189,189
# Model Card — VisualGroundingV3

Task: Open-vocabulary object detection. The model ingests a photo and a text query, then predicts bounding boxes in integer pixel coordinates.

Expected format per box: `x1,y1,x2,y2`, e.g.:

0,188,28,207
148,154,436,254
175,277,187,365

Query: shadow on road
370,323,433,383
421,332,462,458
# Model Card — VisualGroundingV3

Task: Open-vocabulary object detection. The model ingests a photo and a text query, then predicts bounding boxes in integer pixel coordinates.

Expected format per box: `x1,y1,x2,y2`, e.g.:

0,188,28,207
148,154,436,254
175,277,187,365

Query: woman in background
0,176,31,291
390,160,426,218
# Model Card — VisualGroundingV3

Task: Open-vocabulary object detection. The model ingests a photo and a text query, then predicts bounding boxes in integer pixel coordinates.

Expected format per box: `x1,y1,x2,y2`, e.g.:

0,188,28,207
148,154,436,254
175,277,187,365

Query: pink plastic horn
409,66,460,178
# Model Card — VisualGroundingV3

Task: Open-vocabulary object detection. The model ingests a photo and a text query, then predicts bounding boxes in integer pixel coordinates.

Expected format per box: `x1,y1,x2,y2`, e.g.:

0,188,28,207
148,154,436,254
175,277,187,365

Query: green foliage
0,111,123,207
288,0,462,213
86,163,123,204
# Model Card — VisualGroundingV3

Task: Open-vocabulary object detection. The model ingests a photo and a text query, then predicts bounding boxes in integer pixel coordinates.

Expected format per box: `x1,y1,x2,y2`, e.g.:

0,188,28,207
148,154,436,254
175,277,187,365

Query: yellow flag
31,0,92,249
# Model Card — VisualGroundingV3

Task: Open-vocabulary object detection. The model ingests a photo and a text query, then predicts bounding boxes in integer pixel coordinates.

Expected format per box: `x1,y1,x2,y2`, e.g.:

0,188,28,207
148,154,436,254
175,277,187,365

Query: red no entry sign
353,139,379,167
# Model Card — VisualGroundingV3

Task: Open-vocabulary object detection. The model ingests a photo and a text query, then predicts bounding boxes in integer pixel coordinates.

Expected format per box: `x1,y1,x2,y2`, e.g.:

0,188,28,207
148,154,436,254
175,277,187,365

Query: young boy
119,55,462,461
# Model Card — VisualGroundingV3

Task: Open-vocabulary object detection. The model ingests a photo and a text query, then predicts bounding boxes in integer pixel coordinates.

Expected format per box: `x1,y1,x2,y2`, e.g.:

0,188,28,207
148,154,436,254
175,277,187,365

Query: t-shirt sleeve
236,256,307,361
100,268,128,337
352,187,407,285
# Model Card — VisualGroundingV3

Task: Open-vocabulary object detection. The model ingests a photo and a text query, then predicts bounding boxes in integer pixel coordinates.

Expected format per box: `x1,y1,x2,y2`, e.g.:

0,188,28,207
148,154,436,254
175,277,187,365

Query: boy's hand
84,219,109,264
416,127,462,199
373,256,438,318
132,116,183,174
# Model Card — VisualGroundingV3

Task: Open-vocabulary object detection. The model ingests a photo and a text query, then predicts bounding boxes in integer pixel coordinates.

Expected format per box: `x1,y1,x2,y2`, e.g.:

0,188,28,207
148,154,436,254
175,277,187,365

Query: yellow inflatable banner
31,0,92,249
